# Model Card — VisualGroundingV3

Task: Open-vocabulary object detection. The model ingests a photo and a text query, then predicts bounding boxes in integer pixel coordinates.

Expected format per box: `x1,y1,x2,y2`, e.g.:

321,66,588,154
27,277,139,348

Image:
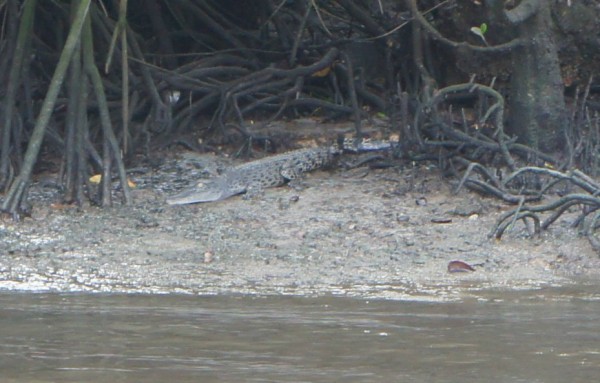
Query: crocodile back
224,147,333,190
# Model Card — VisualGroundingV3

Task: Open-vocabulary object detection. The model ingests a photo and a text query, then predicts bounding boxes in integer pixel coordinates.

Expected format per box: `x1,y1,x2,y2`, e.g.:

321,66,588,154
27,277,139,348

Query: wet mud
1,148,599,300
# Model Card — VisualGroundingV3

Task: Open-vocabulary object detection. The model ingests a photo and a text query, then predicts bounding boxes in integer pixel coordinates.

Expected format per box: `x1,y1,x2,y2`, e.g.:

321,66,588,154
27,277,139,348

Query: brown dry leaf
447,260,476,273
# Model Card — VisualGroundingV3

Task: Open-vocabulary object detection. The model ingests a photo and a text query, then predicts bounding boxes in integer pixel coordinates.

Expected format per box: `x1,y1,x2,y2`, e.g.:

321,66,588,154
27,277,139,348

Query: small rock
396,214,410,223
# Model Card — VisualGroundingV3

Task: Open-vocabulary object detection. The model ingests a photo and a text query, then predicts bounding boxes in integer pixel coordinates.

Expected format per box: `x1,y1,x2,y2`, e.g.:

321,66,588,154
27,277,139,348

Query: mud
1,145,599,300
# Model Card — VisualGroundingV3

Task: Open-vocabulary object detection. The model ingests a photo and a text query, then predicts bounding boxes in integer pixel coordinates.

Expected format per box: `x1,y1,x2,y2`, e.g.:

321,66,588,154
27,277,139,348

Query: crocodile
166,140,392,205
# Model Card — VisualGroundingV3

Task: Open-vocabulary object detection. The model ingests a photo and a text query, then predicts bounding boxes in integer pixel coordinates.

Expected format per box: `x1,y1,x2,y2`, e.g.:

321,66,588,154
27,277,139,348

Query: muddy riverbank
1,145,599,300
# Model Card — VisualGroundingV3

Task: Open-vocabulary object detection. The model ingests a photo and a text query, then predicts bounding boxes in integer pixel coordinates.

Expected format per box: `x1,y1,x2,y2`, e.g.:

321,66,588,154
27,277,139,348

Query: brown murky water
1,289,600,383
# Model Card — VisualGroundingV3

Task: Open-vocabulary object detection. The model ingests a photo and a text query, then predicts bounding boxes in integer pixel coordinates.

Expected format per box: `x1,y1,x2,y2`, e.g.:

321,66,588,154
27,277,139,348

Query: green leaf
470,25,488,46
480,23,488,34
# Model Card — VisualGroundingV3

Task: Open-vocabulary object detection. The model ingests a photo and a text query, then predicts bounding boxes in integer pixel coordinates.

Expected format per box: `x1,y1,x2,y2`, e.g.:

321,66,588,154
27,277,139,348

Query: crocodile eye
197,182,205,187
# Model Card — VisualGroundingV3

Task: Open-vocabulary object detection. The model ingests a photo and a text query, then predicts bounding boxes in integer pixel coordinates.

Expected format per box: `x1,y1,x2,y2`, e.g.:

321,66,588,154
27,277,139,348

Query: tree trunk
507,1,567,151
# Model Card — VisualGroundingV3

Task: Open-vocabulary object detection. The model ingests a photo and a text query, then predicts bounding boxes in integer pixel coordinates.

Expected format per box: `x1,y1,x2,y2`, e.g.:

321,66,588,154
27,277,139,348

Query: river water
1,288,599,383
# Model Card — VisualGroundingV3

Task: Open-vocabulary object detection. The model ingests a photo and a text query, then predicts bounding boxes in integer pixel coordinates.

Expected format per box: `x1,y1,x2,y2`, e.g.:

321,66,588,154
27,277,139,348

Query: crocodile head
166,178,228,205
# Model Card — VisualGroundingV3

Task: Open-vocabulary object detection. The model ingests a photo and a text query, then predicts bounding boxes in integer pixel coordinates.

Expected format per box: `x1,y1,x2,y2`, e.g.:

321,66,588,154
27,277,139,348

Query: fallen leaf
447,260,476,273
